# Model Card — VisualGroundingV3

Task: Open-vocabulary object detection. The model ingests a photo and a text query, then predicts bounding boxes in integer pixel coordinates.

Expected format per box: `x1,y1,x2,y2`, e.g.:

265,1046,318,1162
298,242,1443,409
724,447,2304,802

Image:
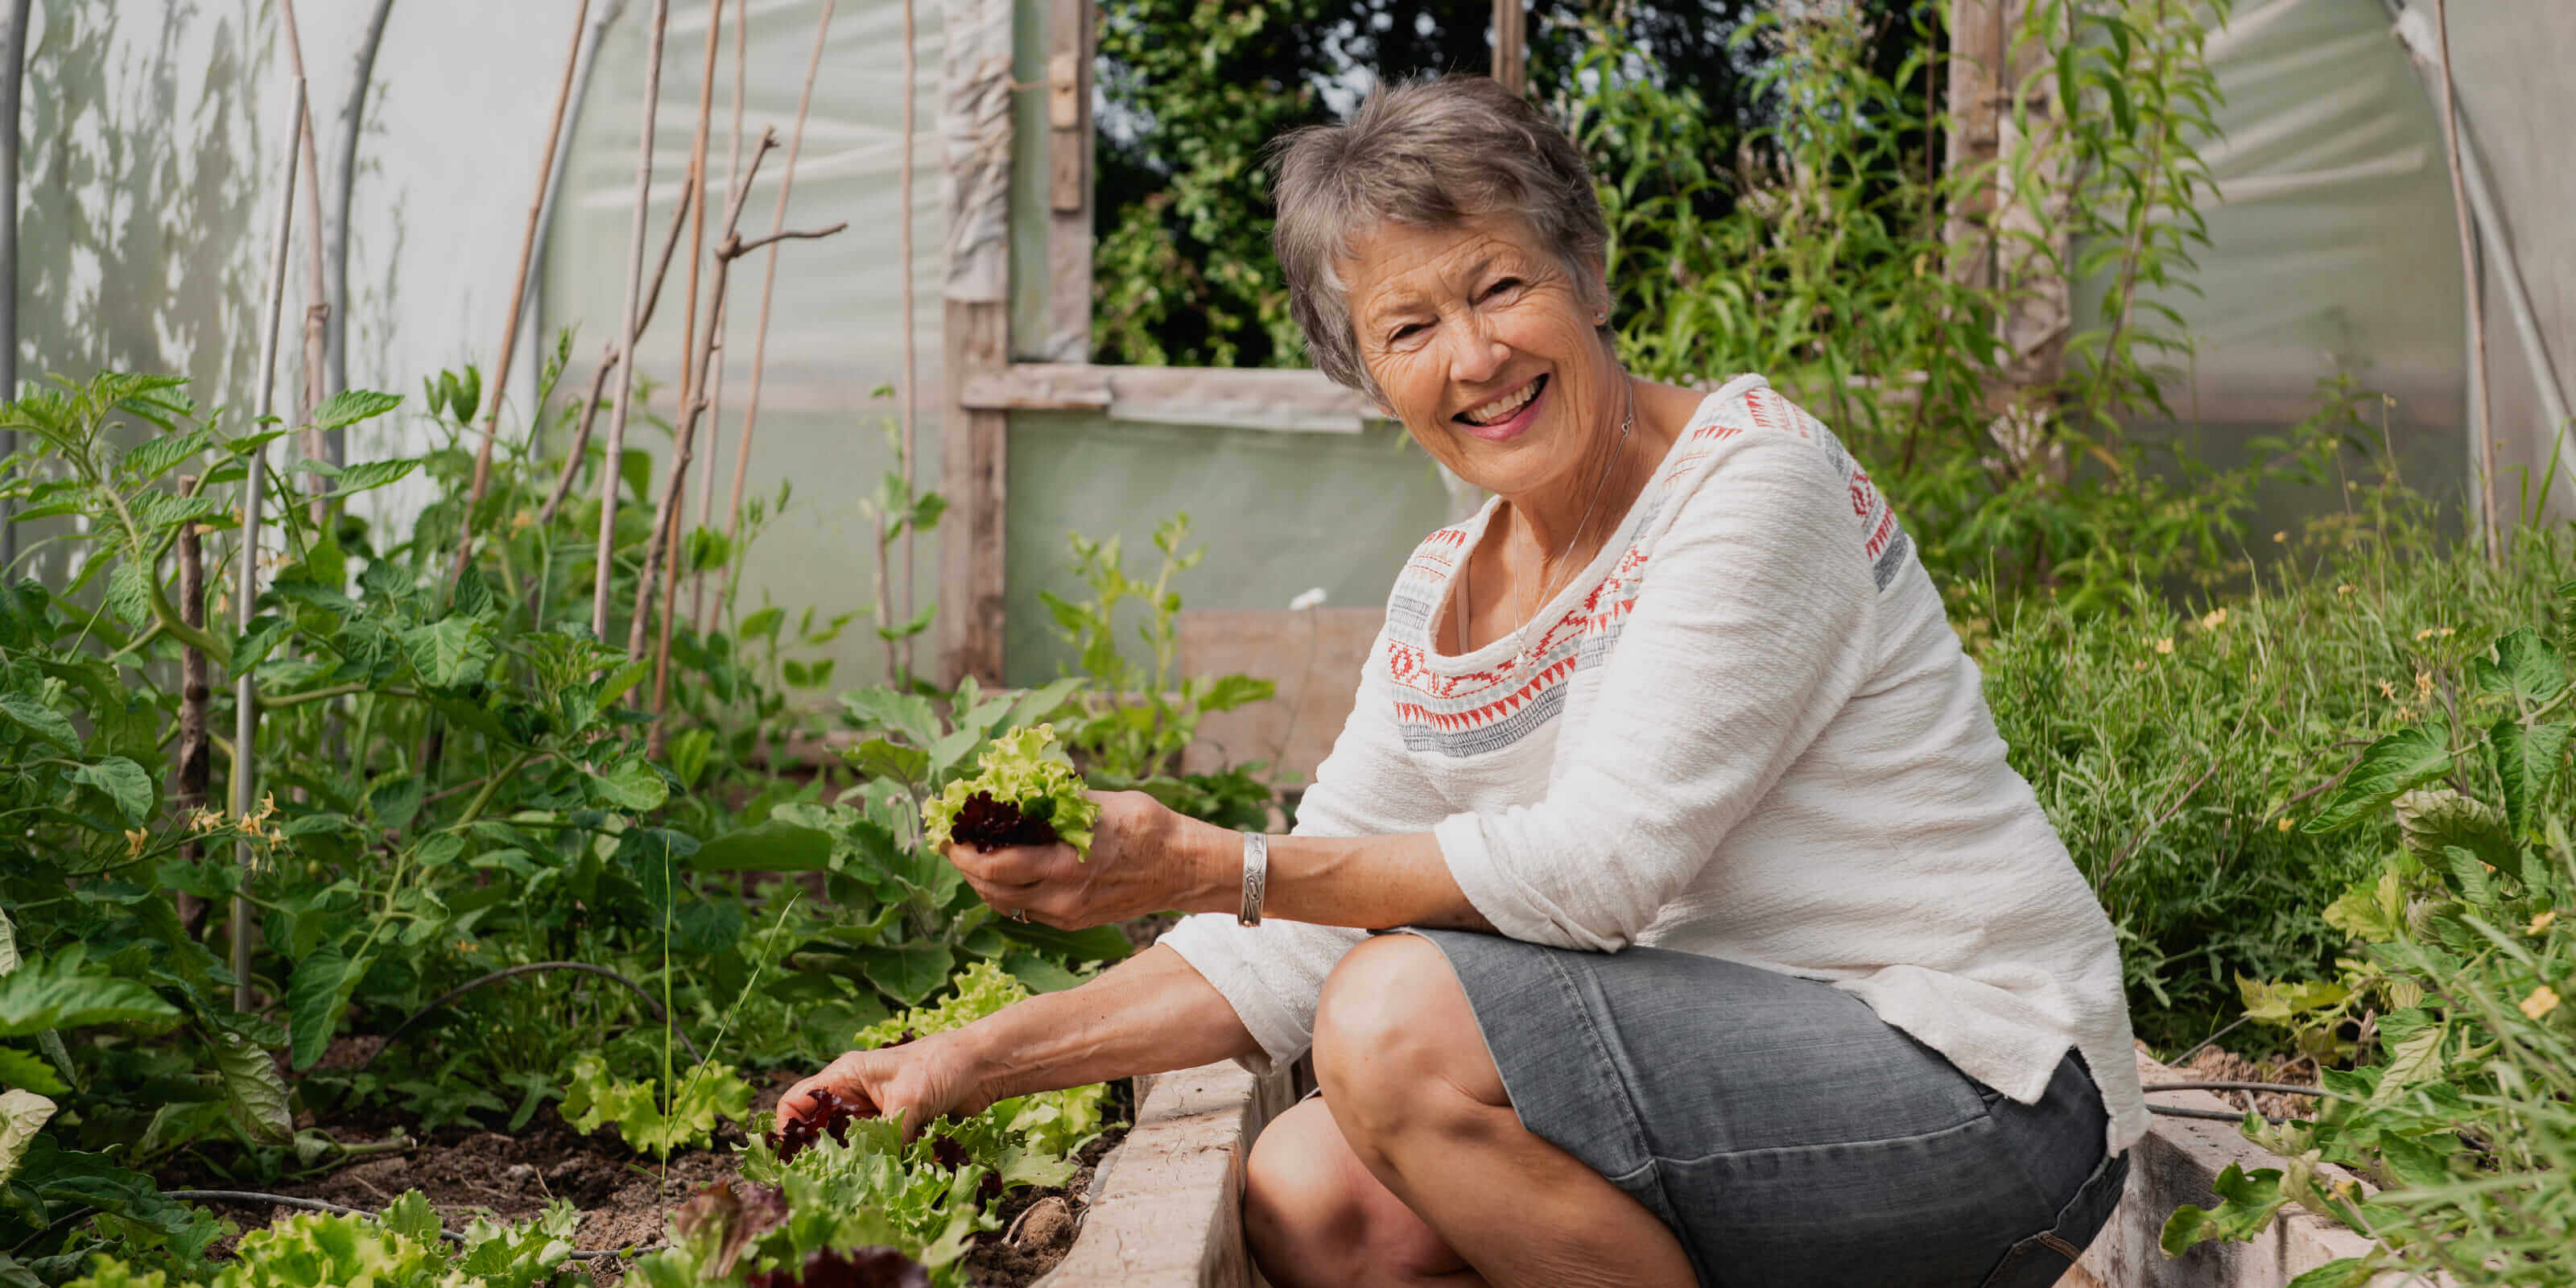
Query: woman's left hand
945,790,1222,929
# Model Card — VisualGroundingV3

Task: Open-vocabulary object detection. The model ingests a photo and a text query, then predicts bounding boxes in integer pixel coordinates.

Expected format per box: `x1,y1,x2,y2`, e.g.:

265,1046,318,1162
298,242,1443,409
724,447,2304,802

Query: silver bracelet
1237,831,1269,927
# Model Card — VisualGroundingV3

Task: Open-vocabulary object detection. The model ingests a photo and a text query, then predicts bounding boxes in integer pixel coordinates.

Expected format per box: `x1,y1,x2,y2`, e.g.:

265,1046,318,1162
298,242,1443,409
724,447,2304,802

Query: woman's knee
1311,935,1505,1134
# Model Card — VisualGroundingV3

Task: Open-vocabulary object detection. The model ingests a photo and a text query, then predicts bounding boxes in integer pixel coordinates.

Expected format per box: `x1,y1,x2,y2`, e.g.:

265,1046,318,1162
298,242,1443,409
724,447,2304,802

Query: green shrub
1978,478,2576,1049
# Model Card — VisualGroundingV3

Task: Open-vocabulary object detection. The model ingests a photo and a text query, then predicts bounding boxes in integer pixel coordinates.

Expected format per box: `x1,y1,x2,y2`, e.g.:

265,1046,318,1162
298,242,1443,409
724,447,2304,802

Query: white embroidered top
1162,374,2148,1153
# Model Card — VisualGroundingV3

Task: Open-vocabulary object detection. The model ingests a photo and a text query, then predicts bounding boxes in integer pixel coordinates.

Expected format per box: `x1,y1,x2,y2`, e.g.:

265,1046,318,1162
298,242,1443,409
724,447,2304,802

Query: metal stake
233,77,305,1011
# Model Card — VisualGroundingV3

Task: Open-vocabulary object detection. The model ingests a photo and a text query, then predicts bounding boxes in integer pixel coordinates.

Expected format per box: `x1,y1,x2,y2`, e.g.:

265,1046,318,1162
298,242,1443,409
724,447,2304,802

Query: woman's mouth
1453,374,1547,442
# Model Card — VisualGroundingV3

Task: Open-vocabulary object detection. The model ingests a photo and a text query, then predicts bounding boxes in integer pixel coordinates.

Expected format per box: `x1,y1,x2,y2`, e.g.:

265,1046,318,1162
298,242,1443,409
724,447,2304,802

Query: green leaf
230,613,295,671
119,428,215,484
2303,724,2452,833
70,758,154,825
309,389,405,434
667,727,714,789
400,617,496,687
2391,789,2514,892
327,457,423,497
286,947,347,1071
857,942,957,1006
2376,1021,2446,1091
0,1047,66,1096
2473,626,2566,706
841,737,930,785
0,948,180,1038
2491,717,2570,839
588,758,670,812
209,1029,293,1146
104,561,153,627
0,1088,56,1189
1195,672,1275,714
2161,1163,2289,1256
0,694,76,753
690,819,834,873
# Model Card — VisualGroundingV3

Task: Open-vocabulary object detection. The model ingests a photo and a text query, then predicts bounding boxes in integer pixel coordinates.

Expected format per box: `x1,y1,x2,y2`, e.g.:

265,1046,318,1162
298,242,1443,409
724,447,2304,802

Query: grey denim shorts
1393,929,2128,1288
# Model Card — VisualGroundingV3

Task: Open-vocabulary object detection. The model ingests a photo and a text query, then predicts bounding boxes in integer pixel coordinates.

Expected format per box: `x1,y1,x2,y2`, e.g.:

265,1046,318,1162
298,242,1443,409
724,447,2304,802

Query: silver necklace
1457,380,1637,665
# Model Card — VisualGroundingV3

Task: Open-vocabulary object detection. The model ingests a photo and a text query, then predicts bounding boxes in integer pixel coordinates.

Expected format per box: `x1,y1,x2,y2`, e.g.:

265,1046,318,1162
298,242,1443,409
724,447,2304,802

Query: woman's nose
1445,317,1508,385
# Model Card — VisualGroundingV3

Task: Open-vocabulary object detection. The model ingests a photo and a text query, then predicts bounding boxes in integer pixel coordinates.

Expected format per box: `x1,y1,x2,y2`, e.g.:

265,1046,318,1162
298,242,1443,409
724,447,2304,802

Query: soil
168,1065,1135,1287
2175,1045,2320,1121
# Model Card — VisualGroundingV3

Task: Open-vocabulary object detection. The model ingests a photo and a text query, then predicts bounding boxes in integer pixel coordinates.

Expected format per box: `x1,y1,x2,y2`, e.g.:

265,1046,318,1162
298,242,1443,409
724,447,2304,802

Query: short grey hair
1269,75,1610,399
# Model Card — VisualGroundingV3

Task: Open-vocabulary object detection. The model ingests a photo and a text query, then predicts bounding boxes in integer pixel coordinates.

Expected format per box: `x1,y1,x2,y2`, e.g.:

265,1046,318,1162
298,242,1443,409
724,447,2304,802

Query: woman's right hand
776,1031,985,1142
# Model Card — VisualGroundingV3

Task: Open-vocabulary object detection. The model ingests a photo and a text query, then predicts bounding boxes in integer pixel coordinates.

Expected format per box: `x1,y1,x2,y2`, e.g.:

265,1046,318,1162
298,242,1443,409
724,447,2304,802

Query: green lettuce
920,724,1098,856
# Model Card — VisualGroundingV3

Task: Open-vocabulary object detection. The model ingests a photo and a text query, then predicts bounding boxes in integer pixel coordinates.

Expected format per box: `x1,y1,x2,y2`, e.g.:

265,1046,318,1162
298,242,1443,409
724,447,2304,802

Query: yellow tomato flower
2532,910,2559,936
2277,816,2294,833
2200,608,2228,630
2272,530,2288,543
125,828,148,857
2155,638,2174,655
2521,985,2562,1022
2336,584,2356,596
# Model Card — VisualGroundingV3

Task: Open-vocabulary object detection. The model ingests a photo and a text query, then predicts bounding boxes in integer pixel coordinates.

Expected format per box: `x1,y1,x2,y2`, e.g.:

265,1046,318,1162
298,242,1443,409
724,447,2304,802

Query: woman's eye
1484,278,1522,299
1390,323,1423,342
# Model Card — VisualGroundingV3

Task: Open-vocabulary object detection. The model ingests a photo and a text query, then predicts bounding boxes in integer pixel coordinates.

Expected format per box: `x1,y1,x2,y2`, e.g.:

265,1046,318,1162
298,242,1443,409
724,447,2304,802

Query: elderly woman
782,75,2145,1287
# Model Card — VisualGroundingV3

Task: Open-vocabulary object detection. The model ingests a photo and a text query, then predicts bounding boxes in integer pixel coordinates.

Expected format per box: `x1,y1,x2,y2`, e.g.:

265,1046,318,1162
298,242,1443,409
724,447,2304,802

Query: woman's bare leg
1245,1098,1484,1288
1305,934,1699,1288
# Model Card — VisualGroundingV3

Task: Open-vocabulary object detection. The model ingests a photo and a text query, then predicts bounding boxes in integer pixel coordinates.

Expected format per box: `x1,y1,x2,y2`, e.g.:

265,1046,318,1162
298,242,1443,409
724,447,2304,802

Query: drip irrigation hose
358,961,706,1070
2144,1080,2323,1098
2147,1104,2288,1124
165,1191,667,1259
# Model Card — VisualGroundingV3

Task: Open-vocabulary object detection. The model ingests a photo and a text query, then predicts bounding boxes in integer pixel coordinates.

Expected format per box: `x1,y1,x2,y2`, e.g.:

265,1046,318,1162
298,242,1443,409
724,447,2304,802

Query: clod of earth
950,790,1062,852
1007,1195,1074,1253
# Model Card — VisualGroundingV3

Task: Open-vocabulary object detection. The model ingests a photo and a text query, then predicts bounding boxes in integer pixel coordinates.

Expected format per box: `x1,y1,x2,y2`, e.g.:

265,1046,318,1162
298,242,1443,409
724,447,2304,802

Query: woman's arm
777,943,1255,1137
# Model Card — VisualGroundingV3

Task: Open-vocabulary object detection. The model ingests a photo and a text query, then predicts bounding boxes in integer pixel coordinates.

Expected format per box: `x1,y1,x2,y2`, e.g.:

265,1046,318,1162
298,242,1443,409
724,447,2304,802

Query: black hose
2147,1104,2290,1124
358,961,706,1069
164,1191,666,1259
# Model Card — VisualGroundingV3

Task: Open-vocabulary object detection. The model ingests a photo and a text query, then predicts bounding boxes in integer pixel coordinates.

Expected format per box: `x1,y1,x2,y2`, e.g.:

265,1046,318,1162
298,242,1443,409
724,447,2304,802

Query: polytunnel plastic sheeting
2087,0,2471,521
1001,415,1453,687
539,0,947,687
2399,0,2576,520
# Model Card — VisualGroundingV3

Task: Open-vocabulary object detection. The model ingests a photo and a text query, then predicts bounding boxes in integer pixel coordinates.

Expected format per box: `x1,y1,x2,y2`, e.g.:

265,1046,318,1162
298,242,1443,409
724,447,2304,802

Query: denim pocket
1976,1147,2130,1288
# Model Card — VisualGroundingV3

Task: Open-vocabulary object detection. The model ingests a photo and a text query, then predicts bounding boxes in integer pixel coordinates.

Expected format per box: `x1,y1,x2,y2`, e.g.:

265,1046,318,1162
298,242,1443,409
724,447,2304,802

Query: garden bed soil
2174,1044,2315,1122
170,1066,1130,1286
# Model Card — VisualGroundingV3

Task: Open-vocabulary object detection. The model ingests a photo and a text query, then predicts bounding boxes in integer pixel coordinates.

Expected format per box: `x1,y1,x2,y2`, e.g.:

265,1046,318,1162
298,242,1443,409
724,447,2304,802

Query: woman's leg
1244,1098,1484,1288
1294,933,1698,1288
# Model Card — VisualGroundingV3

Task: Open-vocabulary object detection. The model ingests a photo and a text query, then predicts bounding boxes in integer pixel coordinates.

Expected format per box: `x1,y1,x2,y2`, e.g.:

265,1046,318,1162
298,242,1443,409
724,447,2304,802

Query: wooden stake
450,0,594,590
692,0,746,630
0,0,30,571
594,0,675,644
1490,0,1524,95
2431,0,2495,559
175,481,210,898
711,0,835,636
234,76,306,1011
898,0,918,677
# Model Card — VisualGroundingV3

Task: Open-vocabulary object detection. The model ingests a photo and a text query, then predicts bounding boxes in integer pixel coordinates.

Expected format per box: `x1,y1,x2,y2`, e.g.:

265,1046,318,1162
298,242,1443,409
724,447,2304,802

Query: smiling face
1344,212,1622,502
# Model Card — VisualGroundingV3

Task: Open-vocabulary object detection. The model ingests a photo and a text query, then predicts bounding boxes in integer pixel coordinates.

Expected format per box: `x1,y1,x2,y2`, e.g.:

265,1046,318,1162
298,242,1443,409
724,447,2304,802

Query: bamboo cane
630,0,727,661
523,0,633,460
896,0,916,677
651,152,845,750
637,134,776,696
593,0,675,644
448,0,594,591
538,194,690,529
691,0,746,630
233,77,306,1012
711,0,835,637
